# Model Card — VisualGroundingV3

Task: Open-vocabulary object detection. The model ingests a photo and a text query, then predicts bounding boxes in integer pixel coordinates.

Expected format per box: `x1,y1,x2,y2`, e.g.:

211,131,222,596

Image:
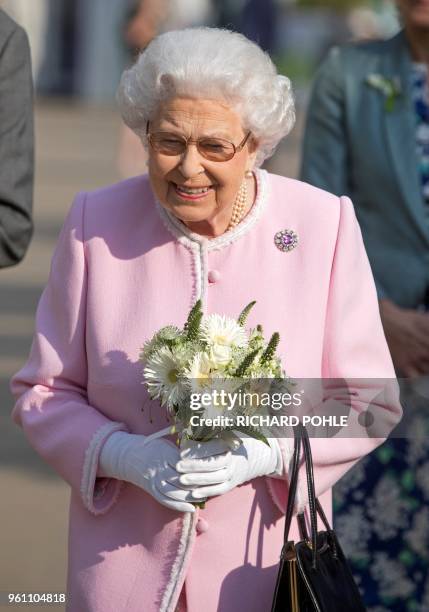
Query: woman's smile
171,182,214,201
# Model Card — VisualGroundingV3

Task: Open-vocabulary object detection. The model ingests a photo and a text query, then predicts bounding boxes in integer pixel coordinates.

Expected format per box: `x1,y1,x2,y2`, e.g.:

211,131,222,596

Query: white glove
98,431,197,513
176,434,284,501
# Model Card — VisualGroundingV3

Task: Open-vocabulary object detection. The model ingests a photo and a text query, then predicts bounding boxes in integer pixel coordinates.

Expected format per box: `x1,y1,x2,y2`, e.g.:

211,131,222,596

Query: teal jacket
300,31,429,308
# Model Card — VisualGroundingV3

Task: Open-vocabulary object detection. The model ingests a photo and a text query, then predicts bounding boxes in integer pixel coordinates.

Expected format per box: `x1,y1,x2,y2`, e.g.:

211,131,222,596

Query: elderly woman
11,28,400,612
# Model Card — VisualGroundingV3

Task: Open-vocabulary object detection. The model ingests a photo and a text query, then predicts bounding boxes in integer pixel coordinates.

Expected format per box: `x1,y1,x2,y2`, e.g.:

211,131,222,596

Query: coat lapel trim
382,32,429,244
160,510,199,612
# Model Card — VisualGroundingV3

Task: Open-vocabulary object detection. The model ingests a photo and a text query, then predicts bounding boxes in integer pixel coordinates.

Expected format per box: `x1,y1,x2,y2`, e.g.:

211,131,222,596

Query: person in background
300,1,429,609
0,8,34,268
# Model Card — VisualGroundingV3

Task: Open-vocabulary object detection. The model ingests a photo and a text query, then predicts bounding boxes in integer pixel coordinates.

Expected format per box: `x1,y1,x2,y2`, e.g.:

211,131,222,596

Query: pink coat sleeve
268,195,402,513
10,193,129,516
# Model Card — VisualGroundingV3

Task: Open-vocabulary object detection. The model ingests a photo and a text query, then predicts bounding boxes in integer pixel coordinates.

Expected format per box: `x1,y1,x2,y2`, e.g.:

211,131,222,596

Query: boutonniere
365,73,402,112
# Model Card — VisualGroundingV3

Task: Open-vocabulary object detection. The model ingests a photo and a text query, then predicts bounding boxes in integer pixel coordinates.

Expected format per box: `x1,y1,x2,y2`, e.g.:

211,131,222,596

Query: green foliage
183,299,203,342
234,348,261,377
184,299,202,332
158,325,181,349
140,332,164,362
186,310,203,341
237,301,256,326
140,326,182,362
248,328,265,352
261,332,280,365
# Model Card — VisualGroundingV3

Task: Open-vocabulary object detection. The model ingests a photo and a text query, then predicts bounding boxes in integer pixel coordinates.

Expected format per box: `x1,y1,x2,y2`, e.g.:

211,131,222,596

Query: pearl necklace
227,179,248,230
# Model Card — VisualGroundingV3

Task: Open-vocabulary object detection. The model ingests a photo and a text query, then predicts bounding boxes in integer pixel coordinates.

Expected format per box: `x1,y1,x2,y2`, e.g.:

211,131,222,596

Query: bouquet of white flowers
140,300,289,451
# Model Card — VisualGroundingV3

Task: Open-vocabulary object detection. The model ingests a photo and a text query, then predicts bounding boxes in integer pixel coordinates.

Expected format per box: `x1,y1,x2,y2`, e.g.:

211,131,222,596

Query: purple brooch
274,229,298,252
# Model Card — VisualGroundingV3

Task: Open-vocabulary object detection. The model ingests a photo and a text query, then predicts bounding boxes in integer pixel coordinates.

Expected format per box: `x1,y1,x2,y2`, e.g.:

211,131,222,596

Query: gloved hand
98,431,197,513
175,434,284,501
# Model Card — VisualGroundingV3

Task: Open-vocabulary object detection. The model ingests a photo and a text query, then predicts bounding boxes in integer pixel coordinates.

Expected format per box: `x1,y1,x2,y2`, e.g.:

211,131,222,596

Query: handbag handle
282,426,302,546
282,425,336,569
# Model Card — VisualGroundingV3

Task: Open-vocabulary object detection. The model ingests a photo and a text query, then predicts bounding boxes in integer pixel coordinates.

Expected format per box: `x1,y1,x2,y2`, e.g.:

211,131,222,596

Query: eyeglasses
146,122,251,162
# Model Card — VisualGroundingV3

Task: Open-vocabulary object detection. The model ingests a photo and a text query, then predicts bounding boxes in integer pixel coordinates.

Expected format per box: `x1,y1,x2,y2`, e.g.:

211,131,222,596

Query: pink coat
10,170,401,612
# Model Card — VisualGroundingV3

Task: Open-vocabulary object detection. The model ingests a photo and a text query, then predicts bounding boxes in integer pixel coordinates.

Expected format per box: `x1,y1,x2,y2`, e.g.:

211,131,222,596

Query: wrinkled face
397,0,429,28
147,97,257,227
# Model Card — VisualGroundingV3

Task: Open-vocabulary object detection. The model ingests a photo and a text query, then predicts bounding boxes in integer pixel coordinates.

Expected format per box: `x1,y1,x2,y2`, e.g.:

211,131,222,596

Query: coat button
196,517,209,533
208,270,221,284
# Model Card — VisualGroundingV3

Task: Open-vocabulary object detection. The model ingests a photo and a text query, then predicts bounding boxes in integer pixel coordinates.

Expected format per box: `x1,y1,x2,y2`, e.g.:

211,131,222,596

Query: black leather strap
301,427,317,567
282,427,302,544
283,425,335,569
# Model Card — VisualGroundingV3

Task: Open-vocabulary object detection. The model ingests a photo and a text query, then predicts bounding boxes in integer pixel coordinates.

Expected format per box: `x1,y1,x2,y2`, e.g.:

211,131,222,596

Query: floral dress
411,63,429,204
333,64,429,612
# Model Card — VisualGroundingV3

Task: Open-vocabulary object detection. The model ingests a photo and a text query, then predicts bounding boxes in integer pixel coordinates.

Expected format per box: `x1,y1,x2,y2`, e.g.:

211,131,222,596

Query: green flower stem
384,94,395,112
193,500,206,509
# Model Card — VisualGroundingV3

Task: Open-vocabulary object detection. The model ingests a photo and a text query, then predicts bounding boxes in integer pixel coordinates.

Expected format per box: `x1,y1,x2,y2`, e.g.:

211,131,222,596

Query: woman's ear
247,136,259,166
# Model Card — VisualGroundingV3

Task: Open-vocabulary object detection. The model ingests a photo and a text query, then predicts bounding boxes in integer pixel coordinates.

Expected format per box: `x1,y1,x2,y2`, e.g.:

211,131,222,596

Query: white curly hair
117,27,295,167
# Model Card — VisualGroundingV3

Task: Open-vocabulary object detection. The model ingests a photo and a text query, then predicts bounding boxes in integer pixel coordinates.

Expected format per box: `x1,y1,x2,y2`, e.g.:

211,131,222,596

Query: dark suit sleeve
0,23,34,268
300,47,350,197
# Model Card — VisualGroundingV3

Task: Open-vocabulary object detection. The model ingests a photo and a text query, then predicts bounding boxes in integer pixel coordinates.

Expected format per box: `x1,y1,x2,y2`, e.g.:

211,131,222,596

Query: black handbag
271,424,367,612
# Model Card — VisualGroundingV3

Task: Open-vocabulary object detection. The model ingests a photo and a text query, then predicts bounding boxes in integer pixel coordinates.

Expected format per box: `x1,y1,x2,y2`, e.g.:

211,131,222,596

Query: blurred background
0,0,400,608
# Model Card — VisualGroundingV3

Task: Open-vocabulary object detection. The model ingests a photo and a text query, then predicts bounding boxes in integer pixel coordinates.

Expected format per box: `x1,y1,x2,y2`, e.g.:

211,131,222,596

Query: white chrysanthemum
184,352,213,392
144,346,188,411
201,314,248,353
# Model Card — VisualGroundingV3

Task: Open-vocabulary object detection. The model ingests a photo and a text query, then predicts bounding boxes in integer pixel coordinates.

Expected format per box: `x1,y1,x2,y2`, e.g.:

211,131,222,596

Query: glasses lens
199,138,235,161
151,133,186,155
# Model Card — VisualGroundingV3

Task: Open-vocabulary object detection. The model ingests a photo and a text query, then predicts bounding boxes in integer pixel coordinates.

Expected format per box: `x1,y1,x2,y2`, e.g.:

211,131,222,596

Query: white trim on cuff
81,421,128,514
